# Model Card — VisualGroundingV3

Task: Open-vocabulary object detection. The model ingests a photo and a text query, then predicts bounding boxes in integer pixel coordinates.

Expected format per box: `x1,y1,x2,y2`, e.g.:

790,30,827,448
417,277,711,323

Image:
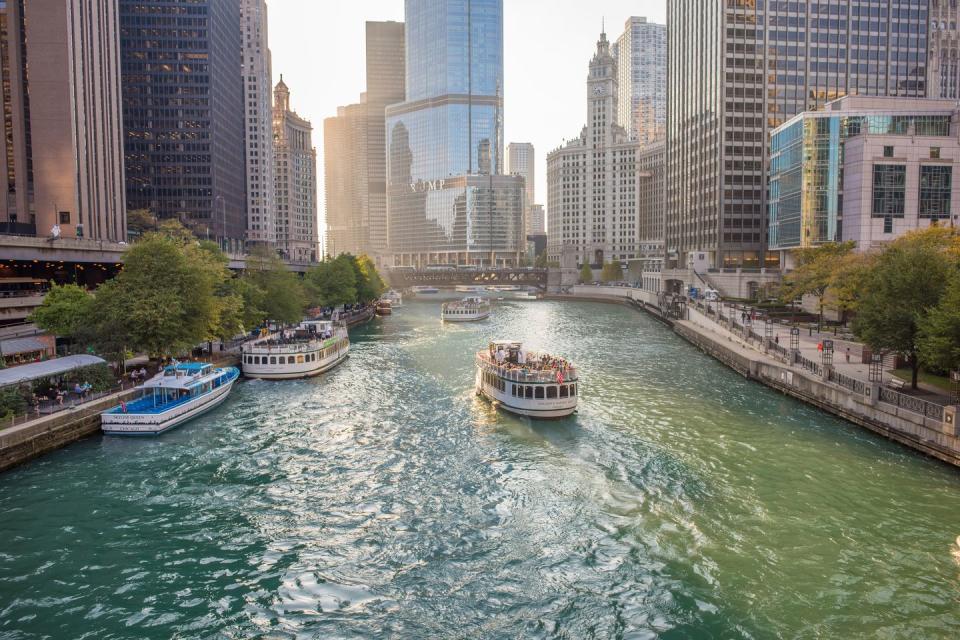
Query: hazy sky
269,0,667,227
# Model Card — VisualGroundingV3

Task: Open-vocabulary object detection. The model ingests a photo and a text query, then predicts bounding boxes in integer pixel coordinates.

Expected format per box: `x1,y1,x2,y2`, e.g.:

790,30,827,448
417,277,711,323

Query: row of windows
872,164,952,218
243,344,341,366
510,383,577,400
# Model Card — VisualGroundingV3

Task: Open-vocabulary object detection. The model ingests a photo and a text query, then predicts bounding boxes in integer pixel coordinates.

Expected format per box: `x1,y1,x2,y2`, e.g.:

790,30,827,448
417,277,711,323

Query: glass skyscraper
387,0,522,266
666,0,930,277
120,0,247,244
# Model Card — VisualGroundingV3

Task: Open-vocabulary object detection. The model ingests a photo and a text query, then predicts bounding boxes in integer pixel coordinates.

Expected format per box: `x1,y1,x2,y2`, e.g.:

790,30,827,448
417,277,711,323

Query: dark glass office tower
386,0,522,267
666,0,930,276
119,0,247,244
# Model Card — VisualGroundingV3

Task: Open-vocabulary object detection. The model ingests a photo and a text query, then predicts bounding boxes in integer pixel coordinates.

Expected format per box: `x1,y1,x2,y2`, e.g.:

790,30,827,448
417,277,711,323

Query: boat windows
546,386,557,399
270,357,276,365
570,384,576,396
297,355,304,364
535,387,544,399
559,385,569,398
525,386,533,399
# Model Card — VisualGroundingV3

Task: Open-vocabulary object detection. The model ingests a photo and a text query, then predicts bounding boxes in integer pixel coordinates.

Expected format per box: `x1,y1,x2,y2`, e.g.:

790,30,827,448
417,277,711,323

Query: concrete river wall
568,285,960,468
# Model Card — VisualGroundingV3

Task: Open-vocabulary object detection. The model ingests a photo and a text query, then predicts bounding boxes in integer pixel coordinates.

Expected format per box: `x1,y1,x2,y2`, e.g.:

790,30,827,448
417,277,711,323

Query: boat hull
243,342,349,380
442,311,490,322
475,369,577,419
101,376,237,436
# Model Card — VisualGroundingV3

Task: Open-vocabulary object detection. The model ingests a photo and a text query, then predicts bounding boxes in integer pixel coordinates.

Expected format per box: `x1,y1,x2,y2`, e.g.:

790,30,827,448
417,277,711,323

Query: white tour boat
241,320,349,379
442,296,491,322
101,362,239,436
411,286,442,299
475,341,578,418
455,285,489,297
382,290,403,307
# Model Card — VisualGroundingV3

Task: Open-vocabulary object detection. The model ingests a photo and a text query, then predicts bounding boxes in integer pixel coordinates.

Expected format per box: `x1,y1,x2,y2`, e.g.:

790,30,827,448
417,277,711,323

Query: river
1,300,959,639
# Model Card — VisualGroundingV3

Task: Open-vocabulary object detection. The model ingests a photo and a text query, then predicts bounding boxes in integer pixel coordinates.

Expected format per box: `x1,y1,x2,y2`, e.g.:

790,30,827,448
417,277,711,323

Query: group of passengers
488,346,570,374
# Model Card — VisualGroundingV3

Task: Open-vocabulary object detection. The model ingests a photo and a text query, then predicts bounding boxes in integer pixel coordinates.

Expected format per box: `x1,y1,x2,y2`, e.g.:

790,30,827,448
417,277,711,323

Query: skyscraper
120,0,247,245
615,17,666,145
506,142,538,234
323,21,404,262
386,0,523,267
324,101,368,258
241,0,275,245
365,21,406,259
274,78,318,262
547,31,639,268
0,0,126,242
665,0,930,292
928,3,960,99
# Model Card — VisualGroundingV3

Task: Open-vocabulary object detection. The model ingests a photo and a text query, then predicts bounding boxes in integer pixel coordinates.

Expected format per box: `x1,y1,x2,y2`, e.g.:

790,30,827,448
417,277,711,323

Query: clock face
593,85,605,96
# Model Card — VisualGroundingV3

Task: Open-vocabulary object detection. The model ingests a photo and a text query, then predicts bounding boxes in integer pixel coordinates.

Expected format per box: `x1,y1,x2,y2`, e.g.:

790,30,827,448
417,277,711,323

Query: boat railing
476,354,577,383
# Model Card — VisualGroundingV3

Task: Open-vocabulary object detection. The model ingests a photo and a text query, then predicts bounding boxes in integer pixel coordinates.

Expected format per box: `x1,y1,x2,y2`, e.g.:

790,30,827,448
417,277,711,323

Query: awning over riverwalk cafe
0,355,106,389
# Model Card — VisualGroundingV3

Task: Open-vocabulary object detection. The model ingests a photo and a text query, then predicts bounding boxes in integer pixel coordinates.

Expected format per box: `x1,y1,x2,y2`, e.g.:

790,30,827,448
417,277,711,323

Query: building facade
527,204,545,235
928,2,960,99
274,79,318,262
666,0,931,287
241,0,275,245
386,0,522,266
770,96,958,262
547,31,639,268
636,139,665,291
120,0,247,244
324,101,368,258
365,21,406,260
506,142,539,235
615,16,667,145
0,0,126,242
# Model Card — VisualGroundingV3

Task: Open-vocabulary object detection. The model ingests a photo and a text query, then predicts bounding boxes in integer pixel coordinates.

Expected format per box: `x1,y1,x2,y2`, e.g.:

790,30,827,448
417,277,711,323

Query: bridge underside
388,269,548,289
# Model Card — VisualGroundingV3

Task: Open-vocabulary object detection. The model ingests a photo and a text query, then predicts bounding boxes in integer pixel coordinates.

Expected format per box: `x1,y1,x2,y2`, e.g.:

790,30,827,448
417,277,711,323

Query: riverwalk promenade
563,285,960,468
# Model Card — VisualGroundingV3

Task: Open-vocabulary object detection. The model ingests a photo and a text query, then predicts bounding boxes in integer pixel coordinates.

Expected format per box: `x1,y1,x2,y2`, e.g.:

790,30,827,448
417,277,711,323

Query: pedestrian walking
845,347,851,364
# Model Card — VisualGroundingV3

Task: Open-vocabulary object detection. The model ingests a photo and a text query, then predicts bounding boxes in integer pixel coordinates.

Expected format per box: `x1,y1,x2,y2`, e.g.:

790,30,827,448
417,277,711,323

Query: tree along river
1,300,960,639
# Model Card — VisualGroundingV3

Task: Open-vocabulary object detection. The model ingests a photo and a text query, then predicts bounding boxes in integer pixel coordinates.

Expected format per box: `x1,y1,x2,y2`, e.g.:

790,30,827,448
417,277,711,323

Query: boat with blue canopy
100,362,239,436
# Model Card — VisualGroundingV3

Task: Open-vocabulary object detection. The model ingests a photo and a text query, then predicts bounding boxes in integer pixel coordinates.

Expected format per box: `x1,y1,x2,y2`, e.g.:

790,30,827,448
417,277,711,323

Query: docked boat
241,320,349,380
442,296,491,322
101,362,239,436
455,285,488,297
411,286,442,299
376,299,393,316
382,290,403,307
514,289,540,301
475,341,578,418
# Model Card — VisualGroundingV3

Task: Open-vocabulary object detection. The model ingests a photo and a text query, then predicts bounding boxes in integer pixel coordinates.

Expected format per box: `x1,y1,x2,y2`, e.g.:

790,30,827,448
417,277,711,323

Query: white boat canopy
0,354,106,389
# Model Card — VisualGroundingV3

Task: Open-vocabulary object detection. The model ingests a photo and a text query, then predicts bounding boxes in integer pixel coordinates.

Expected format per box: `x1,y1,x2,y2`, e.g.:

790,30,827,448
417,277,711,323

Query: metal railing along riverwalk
878,387,945,421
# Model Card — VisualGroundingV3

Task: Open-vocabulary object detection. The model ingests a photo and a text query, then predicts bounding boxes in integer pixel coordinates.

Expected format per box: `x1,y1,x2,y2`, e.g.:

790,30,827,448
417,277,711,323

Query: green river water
1,300,959,639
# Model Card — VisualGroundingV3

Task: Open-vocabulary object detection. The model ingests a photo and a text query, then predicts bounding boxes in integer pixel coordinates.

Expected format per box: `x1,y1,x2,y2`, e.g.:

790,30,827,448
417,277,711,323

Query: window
270,357,276,364
919,165,952,219
525,386,533,399
872,165,906,217
560,385,569,398
930,147,941,159
511,384,517,397
883,146,895,158
547,386,558,399
883,216,893,234
570,384,577,396
535,387,544,399
59,211,71,224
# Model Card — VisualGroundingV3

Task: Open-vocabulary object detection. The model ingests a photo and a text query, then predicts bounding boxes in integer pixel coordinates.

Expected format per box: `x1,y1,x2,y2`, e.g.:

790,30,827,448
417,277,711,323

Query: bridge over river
386,268,548,289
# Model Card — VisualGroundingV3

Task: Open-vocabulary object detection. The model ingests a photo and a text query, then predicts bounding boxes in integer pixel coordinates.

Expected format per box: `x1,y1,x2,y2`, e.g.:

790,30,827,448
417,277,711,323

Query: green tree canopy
351,254,386,302
852,231,953,389
920,270,960,375
579,262,593,284
87,233,220,359
29,283,94,340
126,209,157,235
601,261,624,283
243,247,307,325
305,255,357,308
779,241,856,328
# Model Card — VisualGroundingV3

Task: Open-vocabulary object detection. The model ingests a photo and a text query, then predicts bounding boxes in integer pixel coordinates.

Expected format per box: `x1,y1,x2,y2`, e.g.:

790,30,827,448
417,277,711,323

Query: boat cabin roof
490,340,522,350
301,320,333,330
144,362,218,390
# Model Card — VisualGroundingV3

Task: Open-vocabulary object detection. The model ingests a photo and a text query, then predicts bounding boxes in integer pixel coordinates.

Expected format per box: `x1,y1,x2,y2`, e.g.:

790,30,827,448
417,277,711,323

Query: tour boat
455,285,488,297
101,362,240,436
241,320,349,380
442,296,491,322
514,289,539,301
475,341,578,418
382,290,403,307
411,286,441,299
376,299,393,316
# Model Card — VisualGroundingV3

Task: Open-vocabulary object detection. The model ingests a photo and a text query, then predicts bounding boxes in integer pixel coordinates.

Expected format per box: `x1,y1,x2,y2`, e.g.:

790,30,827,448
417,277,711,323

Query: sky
268,0,667,231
